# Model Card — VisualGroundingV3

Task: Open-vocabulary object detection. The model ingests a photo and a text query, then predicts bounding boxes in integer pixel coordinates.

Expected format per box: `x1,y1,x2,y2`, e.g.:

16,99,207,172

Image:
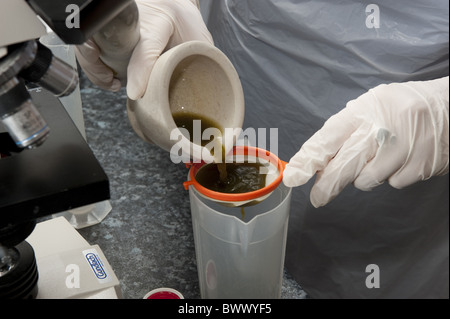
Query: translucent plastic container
188,181,292,299
39,32,86,139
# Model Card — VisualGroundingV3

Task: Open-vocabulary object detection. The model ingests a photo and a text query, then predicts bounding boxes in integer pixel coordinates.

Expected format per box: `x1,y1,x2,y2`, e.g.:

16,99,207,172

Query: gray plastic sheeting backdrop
199,0,449,298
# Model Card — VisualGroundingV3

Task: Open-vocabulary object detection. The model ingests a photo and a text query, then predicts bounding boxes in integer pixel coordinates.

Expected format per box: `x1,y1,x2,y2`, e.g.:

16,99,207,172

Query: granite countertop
75,71,308,299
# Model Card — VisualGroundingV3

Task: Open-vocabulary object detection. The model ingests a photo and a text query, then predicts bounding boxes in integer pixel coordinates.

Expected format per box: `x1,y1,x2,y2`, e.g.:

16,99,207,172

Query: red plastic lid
144,288,184,299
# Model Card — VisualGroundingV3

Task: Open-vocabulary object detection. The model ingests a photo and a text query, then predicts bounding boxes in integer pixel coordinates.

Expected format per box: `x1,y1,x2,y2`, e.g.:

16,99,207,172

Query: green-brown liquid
173,112,227,180
195,162,267,194
173,112,222,148
173,112,267,219
173,112,267,200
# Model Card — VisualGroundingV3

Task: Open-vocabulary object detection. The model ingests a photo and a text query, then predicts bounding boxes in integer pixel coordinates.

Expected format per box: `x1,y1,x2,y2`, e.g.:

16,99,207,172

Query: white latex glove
283,77,449,208
75,38,122,92
75,0,213,99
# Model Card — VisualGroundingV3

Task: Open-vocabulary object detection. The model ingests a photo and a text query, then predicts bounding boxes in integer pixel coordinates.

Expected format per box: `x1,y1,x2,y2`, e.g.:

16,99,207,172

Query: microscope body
0,0,137,298
1,0,138,150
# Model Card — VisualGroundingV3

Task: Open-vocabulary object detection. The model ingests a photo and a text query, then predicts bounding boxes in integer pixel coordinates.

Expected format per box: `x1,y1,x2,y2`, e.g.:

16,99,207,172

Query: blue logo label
85,253,107,280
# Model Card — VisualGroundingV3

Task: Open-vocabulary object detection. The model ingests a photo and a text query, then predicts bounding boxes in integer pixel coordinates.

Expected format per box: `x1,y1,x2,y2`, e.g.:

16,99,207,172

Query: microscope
0,0,138,298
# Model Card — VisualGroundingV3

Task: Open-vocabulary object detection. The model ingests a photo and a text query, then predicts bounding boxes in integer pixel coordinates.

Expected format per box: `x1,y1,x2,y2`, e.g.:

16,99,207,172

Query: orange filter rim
183,146,287,202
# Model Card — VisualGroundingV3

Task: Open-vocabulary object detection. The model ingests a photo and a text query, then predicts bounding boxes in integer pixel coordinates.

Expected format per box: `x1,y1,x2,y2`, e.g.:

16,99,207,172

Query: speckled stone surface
73,71,308,299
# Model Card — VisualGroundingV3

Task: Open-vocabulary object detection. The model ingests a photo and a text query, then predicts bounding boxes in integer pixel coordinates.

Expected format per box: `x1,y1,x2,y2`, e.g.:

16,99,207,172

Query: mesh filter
184,146,287,207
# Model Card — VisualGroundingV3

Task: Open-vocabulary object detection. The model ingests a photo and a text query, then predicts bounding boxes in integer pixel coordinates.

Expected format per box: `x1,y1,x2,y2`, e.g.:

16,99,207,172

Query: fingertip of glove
282,175,298,187
353,175,380,192
309,187,329,208
126,84,144,100
110,79,122,92
282,164,312,187
310,198,324,209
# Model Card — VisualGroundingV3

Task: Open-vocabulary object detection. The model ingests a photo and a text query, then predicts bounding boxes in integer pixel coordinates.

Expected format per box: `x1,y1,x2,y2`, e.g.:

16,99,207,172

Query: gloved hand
75,0,213,99
283,77,449,208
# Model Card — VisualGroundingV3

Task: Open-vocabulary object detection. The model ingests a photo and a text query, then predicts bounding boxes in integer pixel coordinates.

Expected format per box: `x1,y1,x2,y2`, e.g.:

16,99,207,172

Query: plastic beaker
185,146,292,298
